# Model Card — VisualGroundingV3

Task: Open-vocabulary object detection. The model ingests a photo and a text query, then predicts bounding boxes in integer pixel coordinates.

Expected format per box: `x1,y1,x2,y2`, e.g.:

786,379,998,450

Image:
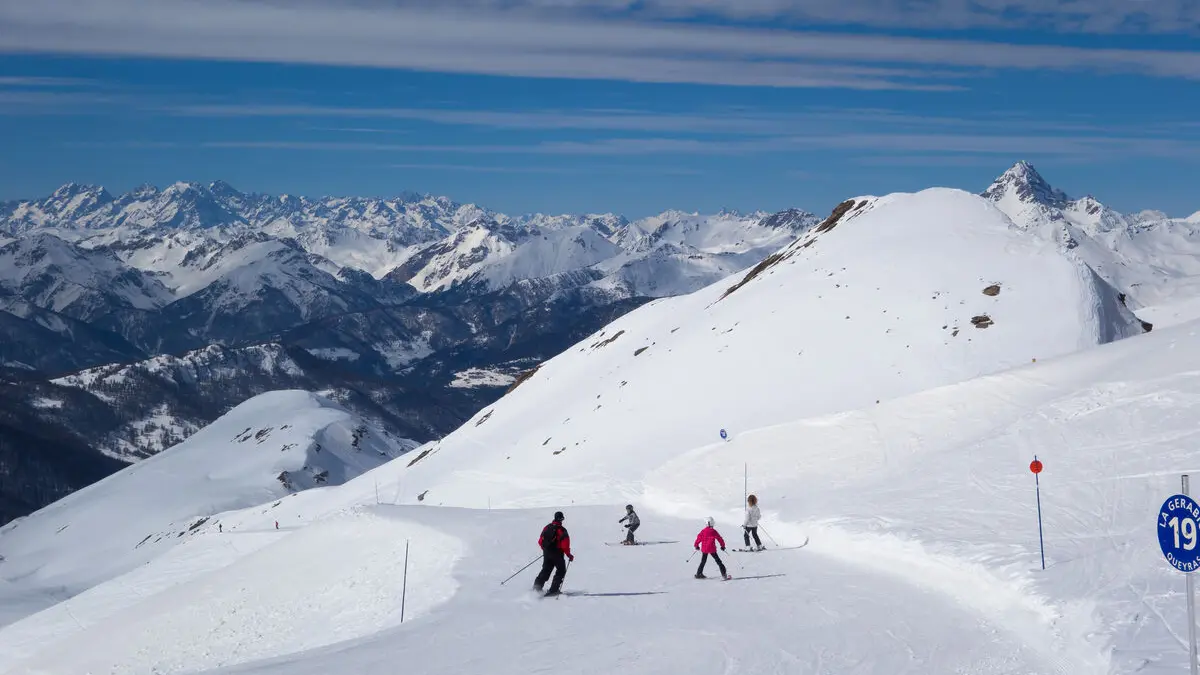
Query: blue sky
0,0,1198,218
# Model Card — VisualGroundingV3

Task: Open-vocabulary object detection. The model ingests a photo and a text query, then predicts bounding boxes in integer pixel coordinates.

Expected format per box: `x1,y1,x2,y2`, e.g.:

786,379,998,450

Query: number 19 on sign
1169,512,1200,559
1158,475,1200,675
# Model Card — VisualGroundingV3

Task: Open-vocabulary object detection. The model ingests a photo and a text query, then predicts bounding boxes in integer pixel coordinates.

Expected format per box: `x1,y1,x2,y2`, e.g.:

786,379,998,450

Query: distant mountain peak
128,183,160,199
207,180,243,198
983,160,1070,208
51,182,108,198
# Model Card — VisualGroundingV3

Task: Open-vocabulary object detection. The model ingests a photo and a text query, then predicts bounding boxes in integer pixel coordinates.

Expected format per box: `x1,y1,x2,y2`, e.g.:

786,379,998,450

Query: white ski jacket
744,505,761,528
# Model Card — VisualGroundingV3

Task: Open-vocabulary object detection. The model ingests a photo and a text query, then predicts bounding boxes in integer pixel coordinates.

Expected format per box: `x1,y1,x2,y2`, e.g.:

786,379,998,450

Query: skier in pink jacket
693,517,729,579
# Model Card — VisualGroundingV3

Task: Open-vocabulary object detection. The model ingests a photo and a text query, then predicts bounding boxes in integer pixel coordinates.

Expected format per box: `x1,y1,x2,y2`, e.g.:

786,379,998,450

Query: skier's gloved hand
568,554,575,562
721,547,726,551
694,545,700,550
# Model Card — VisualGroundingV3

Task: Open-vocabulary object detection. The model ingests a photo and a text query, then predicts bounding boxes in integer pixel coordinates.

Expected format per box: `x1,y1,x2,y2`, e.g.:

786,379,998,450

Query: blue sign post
1159,474,1200,675
719,428,728,441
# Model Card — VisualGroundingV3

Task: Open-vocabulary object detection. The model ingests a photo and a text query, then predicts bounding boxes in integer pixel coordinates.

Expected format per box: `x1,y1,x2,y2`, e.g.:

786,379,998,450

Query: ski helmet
554,511,565,521
706,517,715,527
626,504,633,511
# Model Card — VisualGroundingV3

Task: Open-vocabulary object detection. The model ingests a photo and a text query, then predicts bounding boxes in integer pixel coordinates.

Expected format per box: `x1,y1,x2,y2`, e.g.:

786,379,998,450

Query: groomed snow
0,509,460,674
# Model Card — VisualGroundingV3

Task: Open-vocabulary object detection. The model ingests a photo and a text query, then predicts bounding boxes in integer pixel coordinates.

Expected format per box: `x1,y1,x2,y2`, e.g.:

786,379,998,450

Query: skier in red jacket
534,511,574,596
694,517,729,579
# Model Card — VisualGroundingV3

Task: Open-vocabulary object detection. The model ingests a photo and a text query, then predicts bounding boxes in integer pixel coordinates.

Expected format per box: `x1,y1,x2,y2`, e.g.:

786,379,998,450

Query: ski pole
686,550,697,563
758,526,780,547
500,554,543,585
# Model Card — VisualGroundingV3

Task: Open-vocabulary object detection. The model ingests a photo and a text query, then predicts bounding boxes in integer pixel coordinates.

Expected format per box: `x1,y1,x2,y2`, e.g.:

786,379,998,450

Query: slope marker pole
401,539,410,623
1186,474,1198,675
1030,456,1045,570
744,463,748,518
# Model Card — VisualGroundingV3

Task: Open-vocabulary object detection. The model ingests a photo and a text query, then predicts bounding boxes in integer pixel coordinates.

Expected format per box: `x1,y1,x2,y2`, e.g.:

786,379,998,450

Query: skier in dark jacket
618,504,640,545
534,511,574,596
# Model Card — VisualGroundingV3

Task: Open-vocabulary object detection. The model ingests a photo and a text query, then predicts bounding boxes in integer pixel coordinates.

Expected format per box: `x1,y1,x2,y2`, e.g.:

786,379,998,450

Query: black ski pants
697,551,727,577
624,523,639,544
743,526,762,548
534,550,567,592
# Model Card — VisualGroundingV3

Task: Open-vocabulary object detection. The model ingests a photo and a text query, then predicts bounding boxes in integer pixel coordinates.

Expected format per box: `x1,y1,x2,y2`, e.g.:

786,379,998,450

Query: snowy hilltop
3,179,1200,673
0,390,415,625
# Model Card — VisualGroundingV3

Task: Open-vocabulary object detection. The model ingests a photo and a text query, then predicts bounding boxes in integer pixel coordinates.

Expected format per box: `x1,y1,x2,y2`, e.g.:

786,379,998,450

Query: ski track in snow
0,509,460,674
208,508,1059,675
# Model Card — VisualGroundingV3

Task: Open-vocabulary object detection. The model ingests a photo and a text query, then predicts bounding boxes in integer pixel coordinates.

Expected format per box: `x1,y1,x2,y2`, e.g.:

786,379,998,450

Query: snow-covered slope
0,284,1194,674
476,227,622,291
0,186,1194,675
388,188,1142,507
0,234,173,321
0,390,412,619
985,161,1200,320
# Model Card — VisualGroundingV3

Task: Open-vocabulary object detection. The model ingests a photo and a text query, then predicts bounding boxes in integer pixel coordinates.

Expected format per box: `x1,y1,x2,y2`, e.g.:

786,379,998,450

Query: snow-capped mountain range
0,184,818,523
0,183,817,360
3,175,1200,674
0,181,811,295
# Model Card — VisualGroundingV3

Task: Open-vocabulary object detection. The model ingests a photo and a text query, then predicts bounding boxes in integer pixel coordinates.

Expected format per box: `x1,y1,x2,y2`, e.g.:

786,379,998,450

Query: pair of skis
729,536,809,553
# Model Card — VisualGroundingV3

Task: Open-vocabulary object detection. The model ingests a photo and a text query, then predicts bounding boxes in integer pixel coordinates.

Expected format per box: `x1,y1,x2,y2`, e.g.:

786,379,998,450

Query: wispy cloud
390,162,580,174
0,89,123,114
851,154,1046,168
0,75,96,87
389,162,705,175
172,102,1184,138
3,0,1199,91
367,0,1200,35
160,131,1199,161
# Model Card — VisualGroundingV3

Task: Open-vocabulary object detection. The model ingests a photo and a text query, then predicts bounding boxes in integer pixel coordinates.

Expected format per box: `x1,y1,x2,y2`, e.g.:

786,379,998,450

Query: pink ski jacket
694,526,725,554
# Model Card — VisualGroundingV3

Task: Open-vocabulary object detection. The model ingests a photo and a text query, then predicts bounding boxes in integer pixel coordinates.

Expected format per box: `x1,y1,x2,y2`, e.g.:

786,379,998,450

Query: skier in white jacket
743,494,764,550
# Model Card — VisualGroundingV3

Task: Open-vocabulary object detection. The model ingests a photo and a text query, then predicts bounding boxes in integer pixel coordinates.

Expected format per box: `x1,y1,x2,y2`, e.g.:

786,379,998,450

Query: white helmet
706,517,715,527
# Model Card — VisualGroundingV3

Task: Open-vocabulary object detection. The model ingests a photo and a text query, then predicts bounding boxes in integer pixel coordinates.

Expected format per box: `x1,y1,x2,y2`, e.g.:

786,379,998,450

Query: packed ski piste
517,494,803,596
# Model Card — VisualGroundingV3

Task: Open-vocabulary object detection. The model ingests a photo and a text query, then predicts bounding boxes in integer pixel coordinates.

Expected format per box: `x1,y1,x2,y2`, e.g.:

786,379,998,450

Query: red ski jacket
539,521,572,557
694,526,725,554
